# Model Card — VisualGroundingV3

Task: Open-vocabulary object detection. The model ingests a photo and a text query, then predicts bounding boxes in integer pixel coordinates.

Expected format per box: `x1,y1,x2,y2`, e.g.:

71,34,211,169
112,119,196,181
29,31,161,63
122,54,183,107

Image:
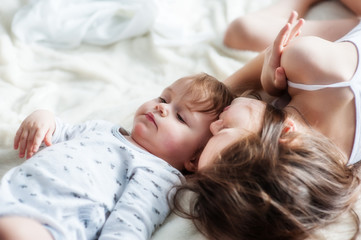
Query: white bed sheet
0,0,359,239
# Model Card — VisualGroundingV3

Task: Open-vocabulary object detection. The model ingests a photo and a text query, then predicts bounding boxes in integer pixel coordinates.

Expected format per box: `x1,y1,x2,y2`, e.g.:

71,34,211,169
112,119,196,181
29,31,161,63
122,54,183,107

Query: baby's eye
159,97,167,103
177,114,186,124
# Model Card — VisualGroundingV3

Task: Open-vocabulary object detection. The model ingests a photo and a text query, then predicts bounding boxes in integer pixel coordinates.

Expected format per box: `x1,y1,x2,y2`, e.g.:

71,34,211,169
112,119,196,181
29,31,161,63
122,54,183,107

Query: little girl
171,13,361,240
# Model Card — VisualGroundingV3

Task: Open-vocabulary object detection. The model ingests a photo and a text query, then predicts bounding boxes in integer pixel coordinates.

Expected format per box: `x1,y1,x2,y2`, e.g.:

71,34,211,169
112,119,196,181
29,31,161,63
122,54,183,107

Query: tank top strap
287,81,351,91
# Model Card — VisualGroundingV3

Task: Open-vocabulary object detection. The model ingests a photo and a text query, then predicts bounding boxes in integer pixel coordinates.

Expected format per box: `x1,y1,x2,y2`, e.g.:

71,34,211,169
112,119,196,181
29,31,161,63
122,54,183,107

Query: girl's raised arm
224,12,304,97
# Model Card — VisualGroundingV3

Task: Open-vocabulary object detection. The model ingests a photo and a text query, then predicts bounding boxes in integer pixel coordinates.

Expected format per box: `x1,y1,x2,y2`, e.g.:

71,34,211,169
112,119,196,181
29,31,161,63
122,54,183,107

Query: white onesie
0,118,183,240
287,21,361,165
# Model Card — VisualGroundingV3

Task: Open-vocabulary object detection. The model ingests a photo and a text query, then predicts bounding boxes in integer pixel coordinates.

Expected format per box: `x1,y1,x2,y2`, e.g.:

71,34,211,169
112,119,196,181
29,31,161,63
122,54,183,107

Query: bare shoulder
341,0,361,15
281,36,357,85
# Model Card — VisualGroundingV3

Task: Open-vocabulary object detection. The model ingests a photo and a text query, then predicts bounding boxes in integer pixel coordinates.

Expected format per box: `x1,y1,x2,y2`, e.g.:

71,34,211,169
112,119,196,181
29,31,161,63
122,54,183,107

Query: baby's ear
279,117,296,143
184,158,198,173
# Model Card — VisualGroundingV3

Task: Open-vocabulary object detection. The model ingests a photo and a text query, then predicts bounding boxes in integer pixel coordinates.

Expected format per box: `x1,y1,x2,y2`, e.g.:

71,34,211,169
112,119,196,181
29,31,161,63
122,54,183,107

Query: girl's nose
209,119,223,135
155,104,168,117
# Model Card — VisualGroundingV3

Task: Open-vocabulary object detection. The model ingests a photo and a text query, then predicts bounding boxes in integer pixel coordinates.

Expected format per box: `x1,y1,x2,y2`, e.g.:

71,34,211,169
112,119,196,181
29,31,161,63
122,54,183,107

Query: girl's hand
261,11,304,96
14,110,56,159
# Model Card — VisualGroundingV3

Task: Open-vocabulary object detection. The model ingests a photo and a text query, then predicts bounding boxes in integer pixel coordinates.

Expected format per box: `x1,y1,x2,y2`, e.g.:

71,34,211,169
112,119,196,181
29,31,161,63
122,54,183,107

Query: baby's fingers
13,127,23,150
27,128,48,159
44,130,53,147
16,129,30,158
25,129,37,159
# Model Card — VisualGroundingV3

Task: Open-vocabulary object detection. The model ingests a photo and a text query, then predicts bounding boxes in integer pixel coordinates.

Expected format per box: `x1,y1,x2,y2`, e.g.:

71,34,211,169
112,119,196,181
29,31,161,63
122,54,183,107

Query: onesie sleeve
98,165,183,240
51,118,111,144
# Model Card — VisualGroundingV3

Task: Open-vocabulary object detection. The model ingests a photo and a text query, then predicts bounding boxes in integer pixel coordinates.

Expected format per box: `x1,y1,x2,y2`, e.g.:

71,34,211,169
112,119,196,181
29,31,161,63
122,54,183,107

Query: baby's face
131,78,215,171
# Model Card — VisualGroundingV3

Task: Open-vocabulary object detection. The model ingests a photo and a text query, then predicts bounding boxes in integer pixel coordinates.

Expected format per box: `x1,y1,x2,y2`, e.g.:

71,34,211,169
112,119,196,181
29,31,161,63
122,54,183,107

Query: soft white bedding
0,0,359,239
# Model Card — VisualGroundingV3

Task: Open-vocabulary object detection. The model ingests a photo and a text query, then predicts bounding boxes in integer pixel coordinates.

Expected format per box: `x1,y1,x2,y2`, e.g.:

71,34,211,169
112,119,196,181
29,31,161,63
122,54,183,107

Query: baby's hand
261,11,304,96
14,110,56,159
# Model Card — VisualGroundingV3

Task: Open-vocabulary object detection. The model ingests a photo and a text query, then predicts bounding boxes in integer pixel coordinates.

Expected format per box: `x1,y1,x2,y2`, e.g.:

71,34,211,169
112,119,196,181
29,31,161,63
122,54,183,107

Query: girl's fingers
277,11,305,48
287,11,298,25
288,18,305,43
273,23,291,55
274,67,287,90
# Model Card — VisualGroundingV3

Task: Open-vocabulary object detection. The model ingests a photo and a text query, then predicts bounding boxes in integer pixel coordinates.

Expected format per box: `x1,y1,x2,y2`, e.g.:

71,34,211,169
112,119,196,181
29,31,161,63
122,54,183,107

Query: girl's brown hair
172,104,361,240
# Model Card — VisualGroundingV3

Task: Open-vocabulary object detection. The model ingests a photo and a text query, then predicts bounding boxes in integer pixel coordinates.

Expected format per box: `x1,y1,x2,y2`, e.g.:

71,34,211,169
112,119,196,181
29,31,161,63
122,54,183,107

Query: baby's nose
156,104,168,117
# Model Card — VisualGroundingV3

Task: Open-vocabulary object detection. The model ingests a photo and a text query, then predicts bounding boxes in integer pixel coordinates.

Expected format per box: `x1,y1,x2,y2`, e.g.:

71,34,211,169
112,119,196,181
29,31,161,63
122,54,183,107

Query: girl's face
198,97,266,169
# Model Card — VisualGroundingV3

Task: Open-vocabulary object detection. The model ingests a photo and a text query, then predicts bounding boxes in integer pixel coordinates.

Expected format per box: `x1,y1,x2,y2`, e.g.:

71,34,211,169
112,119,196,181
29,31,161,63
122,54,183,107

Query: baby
0,73,234,240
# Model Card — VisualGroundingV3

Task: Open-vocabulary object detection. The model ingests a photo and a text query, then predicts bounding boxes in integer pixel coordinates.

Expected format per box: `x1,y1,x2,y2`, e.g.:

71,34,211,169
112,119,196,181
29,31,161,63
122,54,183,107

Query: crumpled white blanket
3,0,360,239
11,0,158,48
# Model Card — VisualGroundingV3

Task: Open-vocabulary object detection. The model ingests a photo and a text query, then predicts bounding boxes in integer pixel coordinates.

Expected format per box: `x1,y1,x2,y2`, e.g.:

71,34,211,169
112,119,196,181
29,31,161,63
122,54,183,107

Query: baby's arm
13,109,55,159
99,167,182,240
14,109,113,159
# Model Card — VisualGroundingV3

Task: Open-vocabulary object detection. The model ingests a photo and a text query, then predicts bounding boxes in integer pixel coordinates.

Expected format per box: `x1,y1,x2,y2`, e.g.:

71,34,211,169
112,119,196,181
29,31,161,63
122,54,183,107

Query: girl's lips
146,112,157,127
223,105,230,112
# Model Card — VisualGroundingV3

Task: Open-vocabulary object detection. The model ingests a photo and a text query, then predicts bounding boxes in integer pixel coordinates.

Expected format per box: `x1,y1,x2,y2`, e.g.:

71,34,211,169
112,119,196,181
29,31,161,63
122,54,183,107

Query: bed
0,0,359,239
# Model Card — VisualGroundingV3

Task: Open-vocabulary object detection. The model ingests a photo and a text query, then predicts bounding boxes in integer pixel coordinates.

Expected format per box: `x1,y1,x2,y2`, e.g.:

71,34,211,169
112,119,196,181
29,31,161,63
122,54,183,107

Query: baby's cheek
162,134,180,152
162,132,192,156
131,123,148,140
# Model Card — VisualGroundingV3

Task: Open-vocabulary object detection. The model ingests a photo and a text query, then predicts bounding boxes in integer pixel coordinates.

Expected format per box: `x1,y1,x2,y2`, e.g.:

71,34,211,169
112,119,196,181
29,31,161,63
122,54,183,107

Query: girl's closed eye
159,97,167,103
